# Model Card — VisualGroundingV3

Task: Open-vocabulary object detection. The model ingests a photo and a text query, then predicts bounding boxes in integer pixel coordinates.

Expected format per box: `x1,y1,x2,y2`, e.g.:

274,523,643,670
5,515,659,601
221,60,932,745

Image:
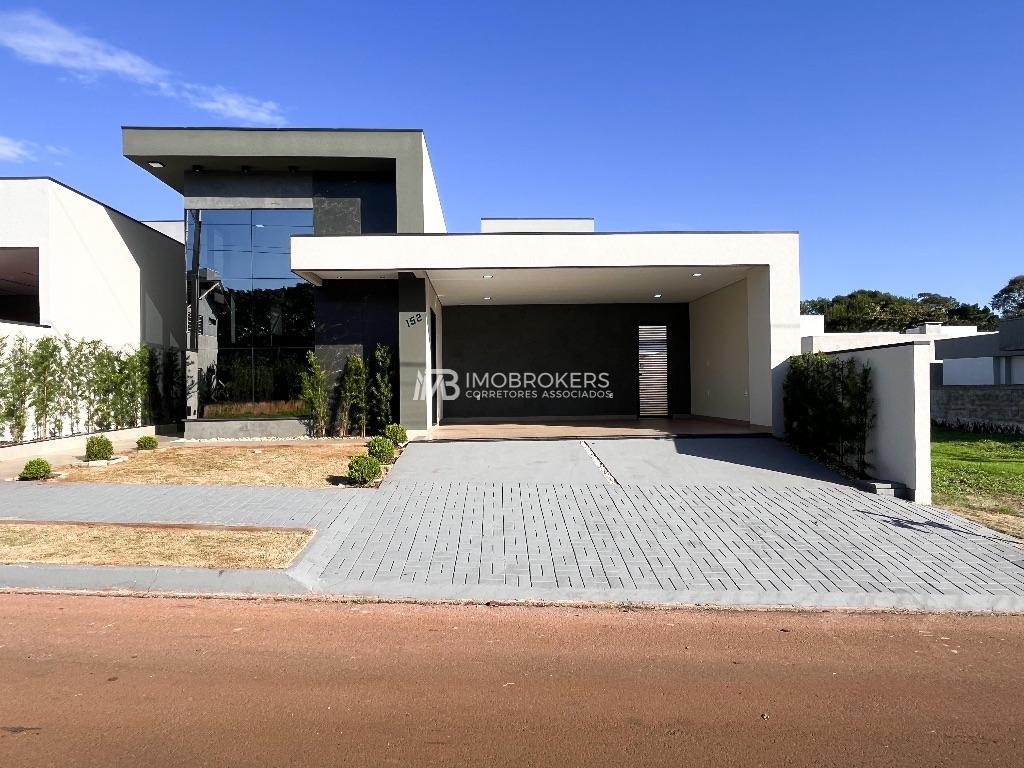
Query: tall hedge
783,352,874,477
0,334,158,445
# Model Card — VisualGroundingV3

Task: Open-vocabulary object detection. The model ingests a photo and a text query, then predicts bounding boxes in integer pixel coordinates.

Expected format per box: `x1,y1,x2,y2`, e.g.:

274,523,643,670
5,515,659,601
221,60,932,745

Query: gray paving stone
1,481,1023,611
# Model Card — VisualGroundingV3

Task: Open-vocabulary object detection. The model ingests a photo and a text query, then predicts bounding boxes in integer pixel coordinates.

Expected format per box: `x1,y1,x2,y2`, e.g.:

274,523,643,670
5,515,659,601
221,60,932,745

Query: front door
638,325,668,417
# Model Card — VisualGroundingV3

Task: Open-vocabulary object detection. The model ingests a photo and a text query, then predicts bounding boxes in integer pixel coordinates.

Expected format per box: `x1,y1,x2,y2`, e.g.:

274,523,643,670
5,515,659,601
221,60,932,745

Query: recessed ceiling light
483,296,492,301
147,161,164,169
692,272,702,277
654,294,662,298
483,274,493,279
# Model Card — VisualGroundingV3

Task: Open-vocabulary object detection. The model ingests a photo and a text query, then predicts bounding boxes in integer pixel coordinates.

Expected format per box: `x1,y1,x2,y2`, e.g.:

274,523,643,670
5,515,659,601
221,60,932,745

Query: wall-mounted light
654,294,662,299
482,274,493,279
692,272,702,277
147,161,164,169
483,296,492,301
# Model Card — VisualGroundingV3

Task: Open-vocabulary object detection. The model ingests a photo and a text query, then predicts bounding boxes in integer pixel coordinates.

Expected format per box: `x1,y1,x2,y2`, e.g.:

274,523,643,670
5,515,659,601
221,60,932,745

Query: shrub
136,435,159,450
85,434,114,461
367,435,396,464
784,352,874,477
299,350,329,438
369,344,394,433
19,458,51,480
347,454,382,485
341,355,368,437
382,423,407,445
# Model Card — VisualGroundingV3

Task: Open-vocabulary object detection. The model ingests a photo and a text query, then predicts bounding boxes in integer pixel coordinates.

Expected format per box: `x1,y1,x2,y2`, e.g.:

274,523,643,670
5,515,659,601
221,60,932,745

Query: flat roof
122,126,430,194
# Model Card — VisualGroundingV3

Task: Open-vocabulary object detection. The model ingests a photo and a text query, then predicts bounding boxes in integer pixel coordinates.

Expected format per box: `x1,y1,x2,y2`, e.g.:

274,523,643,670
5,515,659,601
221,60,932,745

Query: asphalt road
1,594,1022,767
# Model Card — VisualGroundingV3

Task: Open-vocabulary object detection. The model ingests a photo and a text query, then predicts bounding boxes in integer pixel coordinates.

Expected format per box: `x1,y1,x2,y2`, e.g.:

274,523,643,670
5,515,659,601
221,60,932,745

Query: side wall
689,279,749,422
931,385,1024,430
833,342,933,503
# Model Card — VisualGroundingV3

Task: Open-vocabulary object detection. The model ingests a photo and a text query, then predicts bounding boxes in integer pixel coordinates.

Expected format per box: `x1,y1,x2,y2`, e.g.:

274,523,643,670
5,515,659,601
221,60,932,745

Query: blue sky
0,1,1020,305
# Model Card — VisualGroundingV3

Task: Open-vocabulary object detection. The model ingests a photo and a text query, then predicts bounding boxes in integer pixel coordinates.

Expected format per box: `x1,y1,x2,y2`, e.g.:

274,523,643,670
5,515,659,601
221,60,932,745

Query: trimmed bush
85,434,114,461
367,435,396,464
382,423,407,445
347,454,382,485
783,352,874,477
136,435,159,450
19,458,52,481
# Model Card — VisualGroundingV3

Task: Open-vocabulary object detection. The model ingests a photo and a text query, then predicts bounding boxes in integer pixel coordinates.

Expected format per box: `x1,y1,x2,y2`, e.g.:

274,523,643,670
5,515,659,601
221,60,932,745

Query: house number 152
404,313,424,328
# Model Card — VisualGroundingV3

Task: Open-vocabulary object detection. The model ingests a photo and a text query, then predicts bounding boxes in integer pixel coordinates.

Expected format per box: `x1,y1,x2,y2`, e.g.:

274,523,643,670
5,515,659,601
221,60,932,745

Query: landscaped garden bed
0,521,313,569
58,442,373,488
933,426,1024,539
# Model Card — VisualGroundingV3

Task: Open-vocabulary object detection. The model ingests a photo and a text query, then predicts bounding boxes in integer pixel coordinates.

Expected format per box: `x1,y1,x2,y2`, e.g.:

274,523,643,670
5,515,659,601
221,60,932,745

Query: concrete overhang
122,127,425,192
291,231,799,306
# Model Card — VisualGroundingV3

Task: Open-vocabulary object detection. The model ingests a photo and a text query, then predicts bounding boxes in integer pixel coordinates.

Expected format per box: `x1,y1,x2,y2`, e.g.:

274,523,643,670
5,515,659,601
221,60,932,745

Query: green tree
0,335,8,440
29,336,63,438
341,354,368,438
801,289,998,332
991,275,1024,318
58,336,89,435
369,344,394,434
299,351,329,438
4,336,33,443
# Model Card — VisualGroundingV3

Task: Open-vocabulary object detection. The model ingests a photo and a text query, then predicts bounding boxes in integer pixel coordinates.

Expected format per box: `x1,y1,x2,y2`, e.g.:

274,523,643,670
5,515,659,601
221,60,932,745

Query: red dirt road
1,595,1022,767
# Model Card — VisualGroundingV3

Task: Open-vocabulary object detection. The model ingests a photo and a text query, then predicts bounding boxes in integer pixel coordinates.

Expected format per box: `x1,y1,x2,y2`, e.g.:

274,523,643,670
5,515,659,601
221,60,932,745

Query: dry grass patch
0,522,313,569
61,442,369,488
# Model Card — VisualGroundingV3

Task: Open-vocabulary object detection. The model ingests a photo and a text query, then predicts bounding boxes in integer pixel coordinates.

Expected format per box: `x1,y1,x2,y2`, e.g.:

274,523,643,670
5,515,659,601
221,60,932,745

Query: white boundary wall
831,341,932,504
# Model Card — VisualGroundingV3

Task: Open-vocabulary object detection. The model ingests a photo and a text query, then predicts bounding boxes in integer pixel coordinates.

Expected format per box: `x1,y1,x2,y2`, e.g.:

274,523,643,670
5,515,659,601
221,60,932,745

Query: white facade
480,218,595,233
833,342,933,504
0,178,185,350
943,357,998,385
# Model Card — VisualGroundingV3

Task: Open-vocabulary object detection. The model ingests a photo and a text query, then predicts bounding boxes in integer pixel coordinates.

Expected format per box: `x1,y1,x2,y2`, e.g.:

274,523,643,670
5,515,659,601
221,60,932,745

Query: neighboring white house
933,318,1024,385
0,177,185,350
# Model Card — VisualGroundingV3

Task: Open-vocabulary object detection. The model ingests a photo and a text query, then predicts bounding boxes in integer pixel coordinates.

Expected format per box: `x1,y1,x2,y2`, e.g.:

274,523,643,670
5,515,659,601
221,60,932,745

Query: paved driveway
588,437,847,487
1,480,1023,611
388,436,846,488
385,440,608,484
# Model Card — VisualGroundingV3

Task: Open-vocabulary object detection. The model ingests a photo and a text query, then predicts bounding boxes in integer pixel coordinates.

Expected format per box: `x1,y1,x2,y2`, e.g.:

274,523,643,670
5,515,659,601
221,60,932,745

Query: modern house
930,317,1024,431
122,127,802,439
0,176,184,351
934,317,1024,386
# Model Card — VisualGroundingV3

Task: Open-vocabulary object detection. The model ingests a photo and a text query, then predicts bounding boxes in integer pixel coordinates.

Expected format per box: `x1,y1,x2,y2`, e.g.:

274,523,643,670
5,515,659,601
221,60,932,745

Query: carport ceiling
426,266,751,305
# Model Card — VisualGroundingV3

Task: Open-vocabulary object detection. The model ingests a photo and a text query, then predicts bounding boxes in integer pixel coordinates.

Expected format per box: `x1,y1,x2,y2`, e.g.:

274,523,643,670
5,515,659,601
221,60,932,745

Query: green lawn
932,427,1024,538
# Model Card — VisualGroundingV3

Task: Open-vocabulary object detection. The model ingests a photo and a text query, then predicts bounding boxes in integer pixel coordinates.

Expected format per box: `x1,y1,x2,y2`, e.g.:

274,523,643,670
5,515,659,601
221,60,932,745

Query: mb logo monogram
414,369,460,401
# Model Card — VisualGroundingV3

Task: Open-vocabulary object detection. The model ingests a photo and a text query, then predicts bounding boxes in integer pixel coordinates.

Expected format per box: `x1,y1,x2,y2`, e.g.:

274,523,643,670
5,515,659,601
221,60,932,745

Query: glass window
189,208,315,418
253,348,312,413
250,279,314,346
252,209,314,227
203,209,252,225
215,279,255,348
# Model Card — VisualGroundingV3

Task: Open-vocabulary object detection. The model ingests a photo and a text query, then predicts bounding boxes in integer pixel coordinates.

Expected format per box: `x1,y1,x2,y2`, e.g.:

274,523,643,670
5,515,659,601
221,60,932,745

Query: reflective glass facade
186,209,314,418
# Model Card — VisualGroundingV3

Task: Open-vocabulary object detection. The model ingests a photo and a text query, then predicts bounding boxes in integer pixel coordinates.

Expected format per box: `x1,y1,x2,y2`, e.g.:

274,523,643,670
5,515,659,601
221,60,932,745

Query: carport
291,230,801,437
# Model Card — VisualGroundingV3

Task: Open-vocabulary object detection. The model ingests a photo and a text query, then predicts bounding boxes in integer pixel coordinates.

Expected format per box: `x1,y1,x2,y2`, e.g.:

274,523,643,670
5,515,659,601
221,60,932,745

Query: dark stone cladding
312,170,397,235
314,279,400,430
442,303,690,419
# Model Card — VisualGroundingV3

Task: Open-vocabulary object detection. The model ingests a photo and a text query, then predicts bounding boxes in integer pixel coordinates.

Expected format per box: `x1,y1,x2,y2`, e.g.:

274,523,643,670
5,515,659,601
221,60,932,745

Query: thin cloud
0,136,35,162
0,10,286,125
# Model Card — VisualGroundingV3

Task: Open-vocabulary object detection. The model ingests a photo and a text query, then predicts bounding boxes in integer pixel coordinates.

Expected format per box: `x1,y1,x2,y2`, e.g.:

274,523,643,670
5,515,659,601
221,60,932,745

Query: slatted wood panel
638,325,668,417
